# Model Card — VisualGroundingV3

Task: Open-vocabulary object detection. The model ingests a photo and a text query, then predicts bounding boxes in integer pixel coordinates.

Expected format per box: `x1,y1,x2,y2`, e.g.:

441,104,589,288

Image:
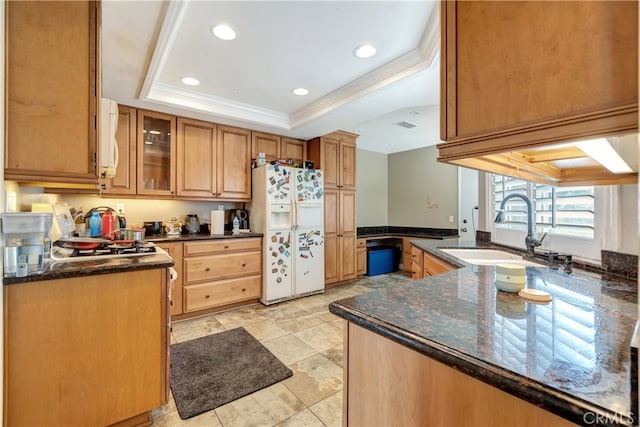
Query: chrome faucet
494,193,546,256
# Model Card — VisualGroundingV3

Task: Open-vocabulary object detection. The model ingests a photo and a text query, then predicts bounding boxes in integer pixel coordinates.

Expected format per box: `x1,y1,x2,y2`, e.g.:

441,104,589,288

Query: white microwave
99,98,119,179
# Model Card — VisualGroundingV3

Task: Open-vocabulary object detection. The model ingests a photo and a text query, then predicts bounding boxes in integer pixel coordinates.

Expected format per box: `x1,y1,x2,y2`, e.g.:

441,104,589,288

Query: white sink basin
439,248,543,266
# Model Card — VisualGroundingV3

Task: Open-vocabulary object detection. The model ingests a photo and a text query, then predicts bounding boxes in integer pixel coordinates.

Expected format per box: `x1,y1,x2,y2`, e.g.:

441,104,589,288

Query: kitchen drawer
183,237,261,256
411,245,423,268
184,275,261,312
184,251,261,284
356,238,367,249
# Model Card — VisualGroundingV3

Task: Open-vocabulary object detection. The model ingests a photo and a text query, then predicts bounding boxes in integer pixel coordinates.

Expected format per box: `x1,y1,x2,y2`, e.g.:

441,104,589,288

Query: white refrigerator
249,165,325,305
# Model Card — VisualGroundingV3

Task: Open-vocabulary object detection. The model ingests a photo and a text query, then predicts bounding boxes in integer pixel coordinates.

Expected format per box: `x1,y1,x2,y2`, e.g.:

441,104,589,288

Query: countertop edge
329,301,632,426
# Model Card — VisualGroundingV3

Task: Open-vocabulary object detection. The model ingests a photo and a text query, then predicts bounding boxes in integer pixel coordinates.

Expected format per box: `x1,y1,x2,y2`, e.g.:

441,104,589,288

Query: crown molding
147,83,290,129
140,0,440,132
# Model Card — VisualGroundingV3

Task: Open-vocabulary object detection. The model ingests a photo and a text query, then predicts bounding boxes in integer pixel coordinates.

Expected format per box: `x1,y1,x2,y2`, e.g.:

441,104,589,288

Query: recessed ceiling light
211,24,237,41
353,44,377,59
181,77,200,86
292,88,309,96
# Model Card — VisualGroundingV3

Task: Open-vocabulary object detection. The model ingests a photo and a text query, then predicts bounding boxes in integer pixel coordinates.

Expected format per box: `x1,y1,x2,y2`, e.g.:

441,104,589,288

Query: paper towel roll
211,210,225,235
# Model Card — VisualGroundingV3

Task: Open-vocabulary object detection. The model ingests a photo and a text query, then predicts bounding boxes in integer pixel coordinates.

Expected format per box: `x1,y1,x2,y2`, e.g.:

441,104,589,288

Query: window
493,175,594,239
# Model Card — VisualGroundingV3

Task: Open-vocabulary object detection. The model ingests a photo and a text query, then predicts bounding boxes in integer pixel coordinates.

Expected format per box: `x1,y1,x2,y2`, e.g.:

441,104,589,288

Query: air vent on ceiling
394,120,417,129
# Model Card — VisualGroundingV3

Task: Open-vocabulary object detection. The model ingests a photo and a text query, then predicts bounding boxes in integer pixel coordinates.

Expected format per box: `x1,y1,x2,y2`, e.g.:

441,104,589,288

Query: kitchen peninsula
330,240,637,426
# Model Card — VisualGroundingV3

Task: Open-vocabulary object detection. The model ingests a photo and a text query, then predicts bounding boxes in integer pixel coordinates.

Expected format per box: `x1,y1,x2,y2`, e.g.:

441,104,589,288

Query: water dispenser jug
1,212,52,277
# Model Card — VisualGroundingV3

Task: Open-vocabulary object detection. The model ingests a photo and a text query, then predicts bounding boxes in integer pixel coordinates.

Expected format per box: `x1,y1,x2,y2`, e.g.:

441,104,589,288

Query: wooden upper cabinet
307,131,357,190
439,1,638,157
177,118,217,198
5,1,99,184
281,137,306,164
137,110,177,197
217,125,251,200
104,106,137,195
251,132,280,161
339,134,357,190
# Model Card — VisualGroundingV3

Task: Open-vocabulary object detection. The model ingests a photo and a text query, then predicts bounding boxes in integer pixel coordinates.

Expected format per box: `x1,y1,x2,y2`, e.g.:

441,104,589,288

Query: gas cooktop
51,241,159,262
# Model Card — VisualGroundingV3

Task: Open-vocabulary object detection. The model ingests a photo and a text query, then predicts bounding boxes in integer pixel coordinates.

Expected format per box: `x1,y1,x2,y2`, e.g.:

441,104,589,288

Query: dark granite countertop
3,251,174,285
330,239,638,426
356,226,459,240
146,232,263,243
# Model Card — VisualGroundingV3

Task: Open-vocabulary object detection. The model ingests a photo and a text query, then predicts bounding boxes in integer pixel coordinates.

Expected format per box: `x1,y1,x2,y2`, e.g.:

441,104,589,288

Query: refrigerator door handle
292,202,298,228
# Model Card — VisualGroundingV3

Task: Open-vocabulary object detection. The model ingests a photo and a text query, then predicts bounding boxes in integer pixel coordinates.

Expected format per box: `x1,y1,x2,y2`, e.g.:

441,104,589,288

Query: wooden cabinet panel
440,1,638,158
324,189,339,238
281,137,306,163
319,135,340,189
6,1,98,184
340,235,357,281
356,239,367,277
324,236,339,284
340,190,357,236
217,125,251,200
184,251,261,284
184,275,261,312
4,269,168,426
251,132,280,161
339,137,357,190
346,323,574,427
104,106,137,195
424,252,455,276
177,118,216,198
411,245,424,279
183,238,262,256
137,110,176,196
156,242,183,316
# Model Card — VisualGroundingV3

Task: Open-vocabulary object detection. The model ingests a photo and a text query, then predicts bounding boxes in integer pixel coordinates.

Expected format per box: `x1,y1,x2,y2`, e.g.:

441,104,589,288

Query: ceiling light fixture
211,24,237,41
180,77,200,86
353,44,377,59
575,138,633,174
292,88,309,96
394,120,417,129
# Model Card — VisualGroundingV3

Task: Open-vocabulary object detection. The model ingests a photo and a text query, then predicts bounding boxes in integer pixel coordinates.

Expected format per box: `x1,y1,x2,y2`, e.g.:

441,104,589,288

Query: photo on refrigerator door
296,169,323,202
267,230,291,291
295,228,325,295
266,165,291,201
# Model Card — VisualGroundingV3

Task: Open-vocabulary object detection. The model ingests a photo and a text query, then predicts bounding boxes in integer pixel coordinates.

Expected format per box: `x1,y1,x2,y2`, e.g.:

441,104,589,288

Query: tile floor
151,272,412,427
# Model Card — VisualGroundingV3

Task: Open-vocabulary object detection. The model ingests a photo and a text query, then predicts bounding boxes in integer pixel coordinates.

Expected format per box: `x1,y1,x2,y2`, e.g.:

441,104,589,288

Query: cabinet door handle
205,294,210,299
205,267,210,272
242,288,246,292
241,263,246,267
224,245,229,249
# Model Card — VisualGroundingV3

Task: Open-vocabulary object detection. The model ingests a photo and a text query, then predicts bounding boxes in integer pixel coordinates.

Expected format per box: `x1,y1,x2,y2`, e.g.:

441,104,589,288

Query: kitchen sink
439,248,543,266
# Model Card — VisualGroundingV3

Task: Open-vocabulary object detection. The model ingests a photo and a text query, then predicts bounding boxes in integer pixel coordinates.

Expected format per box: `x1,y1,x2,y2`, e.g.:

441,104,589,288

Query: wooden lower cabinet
411,244,455,279
4,269,169,426
356,238,367,276
182,237,262,313
156,241,184,316
344,323,572,426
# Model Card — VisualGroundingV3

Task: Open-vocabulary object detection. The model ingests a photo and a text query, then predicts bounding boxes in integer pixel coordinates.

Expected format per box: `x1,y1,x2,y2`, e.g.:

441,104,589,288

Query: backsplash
602,250,638,280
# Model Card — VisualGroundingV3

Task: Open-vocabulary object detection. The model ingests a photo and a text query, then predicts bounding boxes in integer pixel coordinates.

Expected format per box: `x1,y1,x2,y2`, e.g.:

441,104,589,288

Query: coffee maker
225,209,250,231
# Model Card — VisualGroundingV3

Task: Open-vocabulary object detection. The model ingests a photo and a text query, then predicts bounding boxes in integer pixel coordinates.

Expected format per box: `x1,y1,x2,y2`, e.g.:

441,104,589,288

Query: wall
12,186,242,229
388,145,459,228
356,148,388,226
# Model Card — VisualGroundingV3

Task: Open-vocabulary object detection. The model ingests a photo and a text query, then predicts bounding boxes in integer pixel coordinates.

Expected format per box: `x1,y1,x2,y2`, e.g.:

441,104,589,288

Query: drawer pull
224,245,229,249
205,294,210,299
242,288,246,292
241,263,246,267
205,267,210,272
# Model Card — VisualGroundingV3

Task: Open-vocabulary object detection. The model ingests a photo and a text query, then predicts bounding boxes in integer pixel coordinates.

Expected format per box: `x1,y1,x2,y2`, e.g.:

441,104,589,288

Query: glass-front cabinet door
137,110,176,196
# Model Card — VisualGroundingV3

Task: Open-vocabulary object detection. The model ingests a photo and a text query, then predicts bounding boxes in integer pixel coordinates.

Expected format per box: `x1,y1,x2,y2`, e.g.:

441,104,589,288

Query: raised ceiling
101,1,440,153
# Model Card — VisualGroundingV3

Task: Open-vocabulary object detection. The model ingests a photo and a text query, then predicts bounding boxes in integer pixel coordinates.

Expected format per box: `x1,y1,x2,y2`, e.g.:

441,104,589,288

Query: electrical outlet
116,203,125,214
218,205,225,211
448,215,454,223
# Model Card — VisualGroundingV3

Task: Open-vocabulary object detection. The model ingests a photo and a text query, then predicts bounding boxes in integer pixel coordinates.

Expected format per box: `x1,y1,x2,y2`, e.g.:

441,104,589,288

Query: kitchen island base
344,322,573,426
4,268,170,426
